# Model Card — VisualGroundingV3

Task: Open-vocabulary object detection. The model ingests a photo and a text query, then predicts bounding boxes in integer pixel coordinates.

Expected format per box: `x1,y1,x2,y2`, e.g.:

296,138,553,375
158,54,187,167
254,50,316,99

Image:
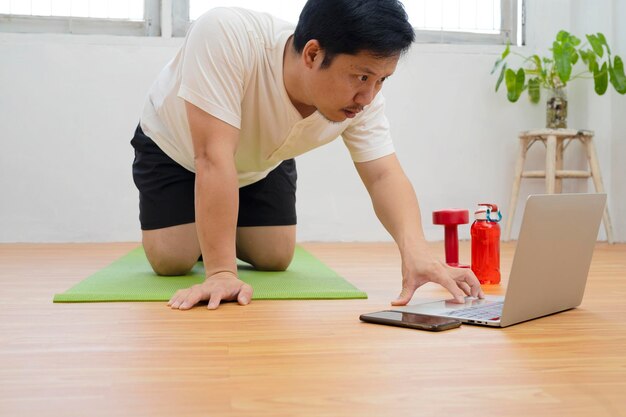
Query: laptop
392,193,607,327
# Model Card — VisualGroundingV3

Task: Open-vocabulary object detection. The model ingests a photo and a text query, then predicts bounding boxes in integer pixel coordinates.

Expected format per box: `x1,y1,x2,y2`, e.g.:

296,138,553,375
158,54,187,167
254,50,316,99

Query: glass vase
546,87,568,129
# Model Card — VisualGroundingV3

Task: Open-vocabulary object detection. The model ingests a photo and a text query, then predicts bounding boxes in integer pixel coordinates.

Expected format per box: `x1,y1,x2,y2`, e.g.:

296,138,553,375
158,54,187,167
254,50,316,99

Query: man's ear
302,39,324,69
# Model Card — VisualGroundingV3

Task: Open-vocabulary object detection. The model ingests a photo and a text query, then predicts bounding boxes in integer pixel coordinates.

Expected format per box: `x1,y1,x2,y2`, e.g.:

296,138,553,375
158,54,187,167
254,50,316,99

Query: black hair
293,0,415,68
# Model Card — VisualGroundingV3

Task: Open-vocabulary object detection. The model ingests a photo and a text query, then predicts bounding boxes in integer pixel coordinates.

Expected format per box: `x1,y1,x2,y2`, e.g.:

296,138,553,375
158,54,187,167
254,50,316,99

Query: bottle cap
478,203,498,212
475,203,501,222
474,207,488,220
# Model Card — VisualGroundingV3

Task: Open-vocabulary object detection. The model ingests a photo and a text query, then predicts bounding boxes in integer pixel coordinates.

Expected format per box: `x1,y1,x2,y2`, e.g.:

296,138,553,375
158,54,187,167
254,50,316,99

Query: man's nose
354,85,377,106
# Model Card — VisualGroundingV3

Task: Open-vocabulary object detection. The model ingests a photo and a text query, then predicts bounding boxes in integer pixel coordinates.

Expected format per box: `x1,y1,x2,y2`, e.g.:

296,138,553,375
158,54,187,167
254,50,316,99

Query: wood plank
0,241,624,416
521,170,591,178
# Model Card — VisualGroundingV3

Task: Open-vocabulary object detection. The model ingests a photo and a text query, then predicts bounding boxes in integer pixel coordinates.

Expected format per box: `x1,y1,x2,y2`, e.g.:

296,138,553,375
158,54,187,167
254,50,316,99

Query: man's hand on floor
167,271,253,310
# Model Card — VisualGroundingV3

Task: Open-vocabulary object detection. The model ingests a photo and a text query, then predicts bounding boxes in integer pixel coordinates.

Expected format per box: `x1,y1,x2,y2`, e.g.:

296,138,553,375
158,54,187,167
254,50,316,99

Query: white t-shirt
140,7,395,187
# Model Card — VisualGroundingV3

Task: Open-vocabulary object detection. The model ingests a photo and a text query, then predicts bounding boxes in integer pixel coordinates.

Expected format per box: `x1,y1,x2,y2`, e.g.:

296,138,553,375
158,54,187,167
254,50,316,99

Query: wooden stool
504,128,614,243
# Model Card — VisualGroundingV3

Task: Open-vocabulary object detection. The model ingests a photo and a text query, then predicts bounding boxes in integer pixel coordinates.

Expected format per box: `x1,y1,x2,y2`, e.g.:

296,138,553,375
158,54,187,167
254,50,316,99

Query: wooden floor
1,241,625,417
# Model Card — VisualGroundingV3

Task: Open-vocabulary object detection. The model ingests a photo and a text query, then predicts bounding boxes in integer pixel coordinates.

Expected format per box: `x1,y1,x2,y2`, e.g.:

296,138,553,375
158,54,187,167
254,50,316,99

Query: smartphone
360,310,461,331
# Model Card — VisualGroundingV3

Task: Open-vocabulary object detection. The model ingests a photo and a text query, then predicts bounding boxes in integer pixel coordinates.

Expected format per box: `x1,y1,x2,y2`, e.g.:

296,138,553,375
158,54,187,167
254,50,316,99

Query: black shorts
131,124,297,230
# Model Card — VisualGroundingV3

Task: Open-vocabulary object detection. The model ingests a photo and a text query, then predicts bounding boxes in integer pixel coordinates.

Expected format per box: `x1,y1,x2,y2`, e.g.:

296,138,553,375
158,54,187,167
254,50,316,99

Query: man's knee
149,255,196,276
142,225,200,276
144,243,197,275
250,249,294,271
236,225,296,271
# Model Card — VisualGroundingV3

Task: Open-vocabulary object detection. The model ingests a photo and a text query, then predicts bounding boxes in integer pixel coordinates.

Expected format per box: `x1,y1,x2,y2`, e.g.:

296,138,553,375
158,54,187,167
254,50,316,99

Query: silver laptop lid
500,193,606,327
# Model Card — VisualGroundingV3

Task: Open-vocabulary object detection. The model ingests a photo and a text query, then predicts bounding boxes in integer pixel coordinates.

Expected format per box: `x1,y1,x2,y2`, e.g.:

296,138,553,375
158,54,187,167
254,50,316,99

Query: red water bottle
471,203,501,285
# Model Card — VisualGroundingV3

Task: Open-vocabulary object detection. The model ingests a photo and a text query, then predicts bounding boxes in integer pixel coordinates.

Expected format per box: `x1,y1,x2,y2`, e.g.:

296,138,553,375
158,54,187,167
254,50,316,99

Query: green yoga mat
53,246,367,302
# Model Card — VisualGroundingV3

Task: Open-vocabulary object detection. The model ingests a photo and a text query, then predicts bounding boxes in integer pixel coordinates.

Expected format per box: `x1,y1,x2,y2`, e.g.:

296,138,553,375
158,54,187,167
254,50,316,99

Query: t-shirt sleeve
177,8,248,129
341,93,395,163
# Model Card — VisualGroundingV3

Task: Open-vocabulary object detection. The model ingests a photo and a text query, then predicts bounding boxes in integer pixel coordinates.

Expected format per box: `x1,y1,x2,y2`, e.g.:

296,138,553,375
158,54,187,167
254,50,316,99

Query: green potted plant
492,30,626,128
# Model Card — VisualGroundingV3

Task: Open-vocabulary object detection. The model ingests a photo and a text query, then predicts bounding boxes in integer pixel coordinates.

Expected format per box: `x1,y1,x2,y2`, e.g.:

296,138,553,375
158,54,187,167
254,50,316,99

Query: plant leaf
515,68,525,98
597,33,611,55
532,54,542,72
505,68,521,102
491,42,510,74
502,41,510,59
570,49,579,65
496,63,507,91
609,56,626,94
586,34,604,58
570,35,581,47
580,49,590,64
557,30,570,43
491,58,503,74
594,62,608,95
553,41,572,83
582,49,597,72
528,78,541,103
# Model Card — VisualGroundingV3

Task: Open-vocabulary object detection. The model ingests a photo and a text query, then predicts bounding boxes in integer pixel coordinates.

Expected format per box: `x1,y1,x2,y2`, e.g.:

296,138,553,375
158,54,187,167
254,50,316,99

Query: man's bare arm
355,154,484,305
167,102,253,310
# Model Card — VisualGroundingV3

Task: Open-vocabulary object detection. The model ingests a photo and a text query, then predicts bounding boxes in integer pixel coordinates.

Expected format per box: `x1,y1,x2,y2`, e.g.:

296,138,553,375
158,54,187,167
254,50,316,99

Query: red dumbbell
432,209,470,268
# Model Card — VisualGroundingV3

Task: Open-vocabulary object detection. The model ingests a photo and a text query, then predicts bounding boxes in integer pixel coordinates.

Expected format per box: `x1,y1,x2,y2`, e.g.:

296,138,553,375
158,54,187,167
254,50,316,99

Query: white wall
570,0,624,243
0,0,624,243
610,0,626,242
0,35,180,242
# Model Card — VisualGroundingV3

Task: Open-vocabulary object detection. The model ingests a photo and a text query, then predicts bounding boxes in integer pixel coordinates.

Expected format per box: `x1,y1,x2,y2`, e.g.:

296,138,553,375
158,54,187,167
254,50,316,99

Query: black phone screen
360,310,461,331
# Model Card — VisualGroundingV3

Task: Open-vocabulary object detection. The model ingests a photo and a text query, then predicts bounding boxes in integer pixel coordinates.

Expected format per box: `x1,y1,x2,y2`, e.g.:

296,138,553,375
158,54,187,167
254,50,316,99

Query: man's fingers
458,281,472,296
168,289,185,306
459,269,485,298
426,264,466,303
179,287,204,310
391,285,417,306
469,280,485,298
397,260,486,305
237,284,253,305
207,292,223,310
471,281,485,299
168,291,188,309
439,277,467,303
168,277,255,311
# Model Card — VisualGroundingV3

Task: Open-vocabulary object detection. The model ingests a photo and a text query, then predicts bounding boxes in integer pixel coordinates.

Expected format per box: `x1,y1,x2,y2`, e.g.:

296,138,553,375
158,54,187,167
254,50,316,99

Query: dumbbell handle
443,225,459,265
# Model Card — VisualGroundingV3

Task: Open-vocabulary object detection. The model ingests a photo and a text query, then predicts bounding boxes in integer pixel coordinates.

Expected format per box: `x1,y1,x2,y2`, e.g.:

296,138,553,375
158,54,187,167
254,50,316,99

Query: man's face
305,50,399,123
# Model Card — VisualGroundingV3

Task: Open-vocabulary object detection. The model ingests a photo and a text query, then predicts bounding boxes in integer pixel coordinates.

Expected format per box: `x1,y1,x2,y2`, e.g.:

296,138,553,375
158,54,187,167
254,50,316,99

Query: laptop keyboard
445,301,504,321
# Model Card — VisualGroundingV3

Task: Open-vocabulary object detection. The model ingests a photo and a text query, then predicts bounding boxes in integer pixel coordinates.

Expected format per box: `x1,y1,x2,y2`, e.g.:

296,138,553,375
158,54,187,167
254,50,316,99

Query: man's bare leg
142,223,296,275
142,223,201,276
236,225,296,271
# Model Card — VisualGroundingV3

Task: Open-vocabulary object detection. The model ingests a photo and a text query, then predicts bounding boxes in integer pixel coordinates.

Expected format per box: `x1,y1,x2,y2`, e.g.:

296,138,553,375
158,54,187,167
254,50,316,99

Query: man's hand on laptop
391,252,484,306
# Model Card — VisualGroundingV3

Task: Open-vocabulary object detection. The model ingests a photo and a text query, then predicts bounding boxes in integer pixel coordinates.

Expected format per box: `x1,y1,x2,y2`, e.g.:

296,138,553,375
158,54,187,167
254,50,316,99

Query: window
0,0,522,43
406,0,523,45
0,0,160,36
190,0,306,24
177,0,522,45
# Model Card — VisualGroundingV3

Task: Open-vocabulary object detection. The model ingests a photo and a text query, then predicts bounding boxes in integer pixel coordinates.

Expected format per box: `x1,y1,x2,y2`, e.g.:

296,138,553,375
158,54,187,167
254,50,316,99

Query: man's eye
359,75,369,82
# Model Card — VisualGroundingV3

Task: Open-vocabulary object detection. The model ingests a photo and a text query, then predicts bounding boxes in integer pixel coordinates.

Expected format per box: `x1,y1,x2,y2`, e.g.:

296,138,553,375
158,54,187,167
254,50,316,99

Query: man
131,0,484,310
